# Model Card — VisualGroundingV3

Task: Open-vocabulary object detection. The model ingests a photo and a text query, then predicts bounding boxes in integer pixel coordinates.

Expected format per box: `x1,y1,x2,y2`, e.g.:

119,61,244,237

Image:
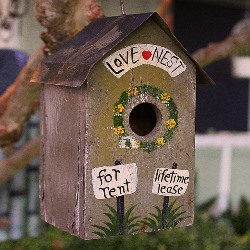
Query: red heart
142,51,152,60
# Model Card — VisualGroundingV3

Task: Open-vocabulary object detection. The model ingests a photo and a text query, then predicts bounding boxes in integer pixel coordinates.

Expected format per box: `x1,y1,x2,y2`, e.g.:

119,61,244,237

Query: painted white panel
232,57,250,79
92,163,137,199
152,168,189,196
103,44,186,78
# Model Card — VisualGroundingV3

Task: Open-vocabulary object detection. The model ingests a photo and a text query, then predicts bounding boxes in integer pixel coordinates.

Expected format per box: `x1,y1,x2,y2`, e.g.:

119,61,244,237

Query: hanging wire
120,0,126,15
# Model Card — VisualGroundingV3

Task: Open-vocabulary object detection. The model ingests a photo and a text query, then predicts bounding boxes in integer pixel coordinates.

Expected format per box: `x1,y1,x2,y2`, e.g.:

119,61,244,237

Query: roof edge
38,12,214,87
150,12,215,85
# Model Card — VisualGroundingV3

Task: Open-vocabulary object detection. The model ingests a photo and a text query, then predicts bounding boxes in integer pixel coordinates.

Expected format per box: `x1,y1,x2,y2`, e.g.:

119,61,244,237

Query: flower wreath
113,84,178,153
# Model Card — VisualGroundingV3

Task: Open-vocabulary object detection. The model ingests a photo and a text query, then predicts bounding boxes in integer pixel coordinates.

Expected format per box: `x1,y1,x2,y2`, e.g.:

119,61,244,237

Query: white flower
119,136,139,149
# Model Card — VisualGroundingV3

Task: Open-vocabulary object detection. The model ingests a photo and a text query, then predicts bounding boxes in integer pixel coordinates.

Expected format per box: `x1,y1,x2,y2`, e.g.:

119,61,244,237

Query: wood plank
40,83,86,237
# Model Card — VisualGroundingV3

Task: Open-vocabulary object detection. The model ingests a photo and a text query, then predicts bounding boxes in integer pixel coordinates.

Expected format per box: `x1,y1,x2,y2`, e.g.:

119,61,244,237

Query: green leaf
127,215,140,224
154,206,162,216
103,212,117,224
127,222,140,230
103,222,116,231
140,141,157,153
92,231,106,238
143,217,157,227
169,204,183,214
118,91,129,105
151,206,162,228
92,225,111,235
124,205,141,235
124,205,137,222
168,205,183,218
171,211,186,221
149,212,161,222
167,199,178,213
106,204,118,216
113,115,124,127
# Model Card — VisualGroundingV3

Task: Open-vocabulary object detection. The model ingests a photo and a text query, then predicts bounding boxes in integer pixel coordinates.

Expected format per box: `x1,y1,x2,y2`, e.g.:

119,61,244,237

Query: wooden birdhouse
37,12,214,240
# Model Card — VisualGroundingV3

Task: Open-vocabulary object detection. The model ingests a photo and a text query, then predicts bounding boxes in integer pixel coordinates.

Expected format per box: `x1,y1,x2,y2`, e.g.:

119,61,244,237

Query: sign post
115,160,125,235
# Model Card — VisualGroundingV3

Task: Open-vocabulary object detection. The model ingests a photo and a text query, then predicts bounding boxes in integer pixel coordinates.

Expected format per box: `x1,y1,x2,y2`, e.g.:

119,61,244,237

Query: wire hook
120,0,126,15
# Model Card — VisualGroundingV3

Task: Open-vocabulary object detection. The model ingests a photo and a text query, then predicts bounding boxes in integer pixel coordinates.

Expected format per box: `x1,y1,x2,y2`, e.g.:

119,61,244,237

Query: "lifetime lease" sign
152,168,189,196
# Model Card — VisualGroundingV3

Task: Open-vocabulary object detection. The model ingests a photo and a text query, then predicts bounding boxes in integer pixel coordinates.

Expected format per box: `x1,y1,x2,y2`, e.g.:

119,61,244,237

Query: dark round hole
129,103,158,136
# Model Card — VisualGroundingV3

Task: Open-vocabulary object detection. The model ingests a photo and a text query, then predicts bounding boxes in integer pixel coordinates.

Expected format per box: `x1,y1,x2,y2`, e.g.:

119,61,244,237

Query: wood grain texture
40,83,87,237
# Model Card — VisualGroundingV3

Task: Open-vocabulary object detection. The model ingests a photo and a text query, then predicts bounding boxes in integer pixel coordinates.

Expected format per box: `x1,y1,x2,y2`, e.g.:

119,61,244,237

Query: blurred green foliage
0,197,249,250
0,212,249,250
222,197,250,236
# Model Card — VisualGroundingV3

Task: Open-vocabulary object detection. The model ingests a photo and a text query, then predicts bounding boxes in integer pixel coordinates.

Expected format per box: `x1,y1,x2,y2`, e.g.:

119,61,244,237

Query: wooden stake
115,160,124,234
120,0,126,15
161,162,177,229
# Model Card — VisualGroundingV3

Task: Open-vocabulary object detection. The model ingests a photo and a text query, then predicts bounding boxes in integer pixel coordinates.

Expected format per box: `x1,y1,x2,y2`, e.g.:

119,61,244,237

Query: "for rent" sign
92,163,138,199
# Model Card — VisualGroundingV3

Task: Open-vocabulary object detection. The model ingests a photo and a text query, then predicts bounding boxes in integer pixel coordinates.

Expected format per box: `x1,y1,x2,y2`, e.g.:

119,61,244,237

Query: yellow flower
114,126,125,135
166,119,176,129
133,87,139,96
128,87,139,96
113,104,125,113
136,140,141,147
161,92,170,103
156,137,165,146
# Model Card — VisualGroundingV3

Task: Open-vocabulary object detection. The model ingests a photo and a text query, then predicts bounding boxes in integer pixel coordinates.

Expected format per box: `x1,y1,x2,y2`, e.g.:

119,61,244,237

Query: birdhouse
38,12,214,240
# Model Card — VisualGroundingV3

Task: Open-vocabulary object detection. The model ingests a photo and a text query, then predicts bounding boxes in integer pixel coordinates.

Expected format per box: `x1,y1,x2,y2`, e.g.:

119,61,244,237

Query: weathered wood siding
40,84,86,237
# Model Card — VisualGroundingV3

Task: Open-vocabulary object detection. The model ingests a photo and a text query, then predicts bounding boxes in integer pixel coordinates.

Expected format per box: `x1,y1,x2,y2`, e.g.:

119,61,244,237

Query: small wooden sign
92,163,138,199
152,168,189,196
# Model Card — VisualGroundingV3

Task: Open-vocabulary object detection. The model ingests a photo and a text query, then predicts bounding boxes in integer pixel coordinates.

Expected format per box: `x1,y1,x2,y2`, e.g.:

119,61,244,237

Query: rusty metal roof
40,12,214,87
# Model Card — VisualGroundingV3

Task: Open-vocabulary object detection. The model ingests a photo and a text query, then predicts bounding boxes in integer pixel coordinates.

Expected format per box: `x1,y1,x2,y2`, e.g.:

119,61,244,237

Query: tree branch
157,0,173,31
0,136,40,186
34,0,104,54
0,217,10,229
0,0,104,147
0,46,44,147
192,21,250,68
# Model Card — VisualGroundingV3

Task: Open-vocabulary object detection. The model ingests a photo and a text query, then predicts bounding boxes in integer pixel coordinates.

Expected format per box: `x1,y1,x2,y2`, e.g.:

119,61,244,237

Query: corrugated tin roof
40,12,214,87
